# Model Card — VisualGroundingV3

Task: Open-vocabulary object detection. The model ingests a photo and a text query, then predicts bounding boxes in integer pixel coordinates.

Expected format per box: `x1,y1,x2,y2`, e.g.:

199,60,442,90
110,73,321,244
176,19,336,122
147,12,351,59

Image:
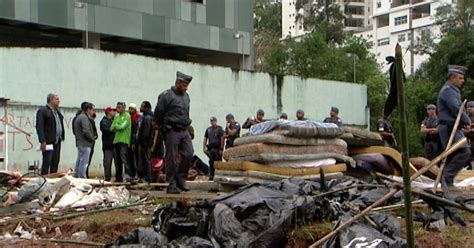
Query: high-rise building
281,0,373,40
358,0,454,75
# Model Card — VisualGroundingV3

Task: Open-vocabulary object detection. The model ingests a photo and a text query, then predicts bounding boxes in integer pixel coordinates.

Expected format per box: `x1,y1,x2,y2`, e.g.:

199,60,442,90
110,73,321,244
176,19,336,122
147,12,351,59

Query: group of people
35,69,344,194
201,106,343,181
35,65,469,192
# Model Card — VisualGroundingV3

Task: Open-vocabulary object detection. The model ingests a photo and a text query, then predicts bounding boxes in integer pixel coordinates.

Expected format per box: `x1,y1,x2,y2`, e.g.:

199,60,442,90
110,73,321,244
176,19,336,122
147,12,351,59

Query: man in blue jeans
73,102,97,178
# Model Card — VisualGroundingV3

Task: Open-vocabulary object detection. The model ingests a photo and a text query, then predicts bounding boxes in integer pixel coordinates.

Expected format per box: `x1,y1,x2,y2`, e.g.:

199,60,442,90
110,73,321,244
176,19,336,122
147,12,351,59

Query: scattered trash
71,231,88,241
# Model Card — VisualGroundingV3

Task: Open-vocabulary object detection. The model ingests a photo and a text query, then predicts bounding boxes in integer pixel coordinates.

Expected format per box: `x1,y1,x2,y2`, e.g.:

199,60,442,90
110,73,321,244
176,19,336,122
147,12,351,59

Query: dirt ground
2,195,474,247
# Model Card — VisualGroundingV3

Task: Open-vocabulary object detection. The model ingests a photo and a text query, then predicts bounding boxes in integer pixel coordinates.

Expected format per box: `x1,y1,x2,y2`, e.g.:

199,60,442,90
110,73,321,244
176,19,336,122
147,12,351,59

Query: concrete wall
0,47,367,175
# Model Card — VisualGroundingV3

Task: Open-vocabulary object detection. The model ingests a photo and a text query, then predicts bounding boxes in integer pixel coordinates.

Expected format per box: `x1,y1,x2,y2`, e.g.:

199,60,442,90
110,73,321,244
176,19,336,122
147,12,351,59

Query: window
377,1,382,8
377,38,390,46
394,15,408,25
398,34,406,42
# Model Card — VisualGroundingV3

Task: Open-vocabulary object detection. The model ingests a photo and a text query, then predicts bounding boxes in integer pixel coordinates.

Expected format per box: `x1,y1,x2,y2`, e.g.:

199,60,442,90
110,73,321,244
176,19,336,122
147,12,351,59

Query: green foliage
295,0,346,44
254,0,283,71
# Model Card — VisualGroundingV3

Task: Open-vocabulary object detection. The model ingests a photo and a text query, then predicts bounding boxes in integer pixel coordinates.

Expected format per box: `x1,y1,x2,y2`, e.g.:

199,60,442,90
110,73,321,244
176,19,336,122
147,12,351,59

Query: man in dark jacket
35,93,65,175
137,101,154,182
154,71,194,194
73,103,98,178
100,107,118,181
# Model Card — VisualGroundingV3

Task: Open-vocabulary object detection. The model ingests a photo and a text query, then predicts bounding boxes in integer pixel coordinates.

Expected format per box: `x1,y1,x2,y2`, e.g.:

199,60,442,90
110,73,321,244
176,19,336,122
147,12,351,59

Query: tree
295,0,346,44
254,0,282,71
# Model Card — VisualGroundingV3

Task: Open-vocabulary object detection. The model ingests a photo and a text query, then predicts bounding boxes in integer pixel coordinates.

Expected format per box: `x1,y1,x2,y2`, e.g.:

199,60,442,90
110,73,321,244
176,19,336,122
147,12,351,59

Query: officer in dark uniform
242,109,265,129
420,104,442,160
377,112,397,148
223,113,240,149
437,65,470,186
467,101,474,169
154,71,194,194
203,116,224,180
296,109,307,120
323,106,342,127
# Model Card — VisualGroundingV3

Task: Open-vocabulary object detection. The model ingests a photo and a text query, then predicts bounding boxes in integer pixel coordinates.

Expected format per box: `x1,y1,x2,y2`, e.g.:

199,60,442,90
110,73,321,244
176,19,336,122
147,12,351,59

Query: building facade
0,0,254,69
358,0,453,75
282,0,373,39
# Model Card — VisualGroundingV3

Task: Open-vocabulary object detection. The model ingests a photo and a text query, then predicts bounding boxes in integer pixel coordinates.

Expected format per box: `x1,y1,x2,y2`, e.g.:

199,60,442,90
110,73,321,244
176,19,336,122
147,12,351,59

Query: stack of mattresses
215,120,355,186
341,126,385,147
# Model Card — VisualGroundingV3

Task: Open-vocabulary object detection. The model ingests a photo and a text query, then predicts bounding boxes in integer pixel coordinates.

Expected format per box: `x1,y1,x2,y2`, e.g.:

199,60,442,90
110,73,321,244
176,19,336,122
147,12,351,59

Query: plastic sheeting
249,120,343,137
115,178,410,247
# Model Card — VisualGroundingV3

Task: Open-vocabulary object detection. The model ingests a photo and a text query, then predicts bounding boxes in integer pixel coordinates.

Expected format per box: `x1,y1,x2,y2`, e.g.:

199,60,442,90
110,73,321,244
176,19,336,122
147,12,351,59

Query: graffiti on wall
0,113,75,152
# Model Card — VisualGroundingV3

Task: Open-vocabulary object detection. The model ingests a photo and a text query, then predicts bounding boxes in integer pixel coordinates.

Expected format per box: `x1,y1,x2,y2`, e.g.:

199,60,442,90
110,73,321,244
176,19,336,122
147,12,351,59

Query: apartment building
359,0,454,75
282,0,373,39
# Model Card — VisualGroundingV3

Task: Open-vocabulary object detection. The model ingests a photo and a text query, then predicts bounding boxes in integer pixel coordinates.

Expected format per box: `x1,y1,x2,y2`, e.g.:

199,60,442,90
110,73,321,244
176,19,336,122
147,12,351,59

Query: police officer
242,109,265,129
377,111,397,148
323,106,342,127
203,116,224,180
154,71,194,194
420,104,442,160
296,109,307,120
437,65,470,187
223,113,241,149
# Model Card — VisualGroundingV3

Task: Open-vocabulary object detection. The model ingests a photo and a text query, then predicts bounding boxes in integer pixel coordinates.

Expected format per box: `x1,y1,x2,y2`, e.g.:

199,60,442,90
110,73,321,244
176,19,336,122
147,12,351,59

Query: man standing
154,71,194,194
377,112,397,148
437,65,470,186
296,109,306,120
36,93,65,175
420,104,441,160
100,106,118,182
223,113,241,149
73,103,98,178
323,107,342,127
242,109,265,129
111,102,132,182
203,116,224,180
137,101,154,182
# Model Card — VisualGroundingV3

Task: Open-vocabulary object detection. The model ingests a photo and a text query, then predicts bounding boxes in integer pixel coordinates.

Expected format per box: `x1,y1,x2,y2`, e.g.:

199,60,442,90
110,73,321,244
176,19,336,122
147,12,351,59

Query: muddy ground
1,193,474,247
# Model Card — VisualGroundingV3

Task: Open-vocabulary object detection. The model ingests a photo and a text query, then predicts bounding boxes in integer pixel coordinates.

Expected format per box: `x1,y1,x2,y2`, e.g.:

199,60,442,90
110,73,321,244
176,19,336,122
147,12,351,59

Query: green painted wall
0,48,367,175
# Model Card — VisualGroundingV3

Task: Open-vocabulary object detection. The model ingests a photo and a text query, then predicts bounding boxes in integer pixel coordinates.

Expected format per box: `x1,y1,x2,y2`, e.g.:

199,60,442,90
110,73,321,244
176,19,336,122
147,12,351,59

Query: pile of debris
0,171,142,241
114,174,474,247
216,120,355,185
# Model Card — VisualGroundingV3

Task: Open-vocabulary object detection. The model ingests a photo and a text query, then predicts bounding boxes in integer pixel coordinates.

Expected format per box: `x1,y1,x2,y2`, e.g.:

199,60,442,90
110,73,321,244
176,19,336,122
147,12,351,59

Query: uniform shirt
154,86,191,131
377,117,396,147
204,125,224,150
225,122,241,148
437,82,469,127
421,116,440,142
323,117,342,127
